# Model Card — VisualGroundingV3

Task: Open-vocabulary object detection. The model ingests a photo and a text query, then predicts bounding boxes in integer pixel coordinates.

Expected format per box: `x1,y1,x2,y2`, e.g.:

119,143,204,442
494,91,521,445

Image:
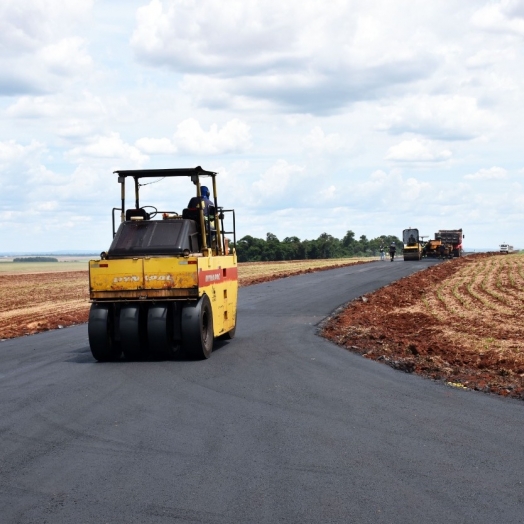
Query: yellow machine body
402,228,423,261
424,238,452,258
403,245,423,261
89,254,238,337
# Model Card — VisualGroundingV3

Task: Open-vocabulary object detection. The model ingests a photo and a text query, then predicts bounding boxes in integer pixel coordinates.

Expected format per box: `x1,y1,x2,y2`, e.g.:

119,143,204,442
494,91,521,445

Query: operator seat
182,206,216,249
125,208,149,221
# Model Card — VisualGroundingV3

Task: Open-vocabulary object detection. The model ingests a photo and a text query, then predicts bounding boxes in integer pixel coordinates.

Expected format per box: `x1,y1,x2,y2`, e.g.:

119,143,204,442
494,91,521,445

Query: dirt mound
320,253,524,400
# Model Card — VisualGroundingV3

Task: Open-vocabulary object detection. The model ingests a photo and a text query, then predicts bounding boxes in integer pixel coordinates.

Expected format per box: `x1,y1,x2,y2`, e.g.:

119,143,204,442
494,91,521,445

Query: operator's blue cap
201,186,210,197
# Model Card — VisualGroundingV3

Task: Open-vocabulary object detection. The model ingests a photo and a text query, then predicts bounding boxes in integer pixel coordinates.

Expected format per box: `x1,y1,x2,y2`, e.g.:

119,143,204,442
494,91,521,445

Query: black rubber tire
88,303,121,362
120,304,147,360
148,304,180,359
181,295,213,359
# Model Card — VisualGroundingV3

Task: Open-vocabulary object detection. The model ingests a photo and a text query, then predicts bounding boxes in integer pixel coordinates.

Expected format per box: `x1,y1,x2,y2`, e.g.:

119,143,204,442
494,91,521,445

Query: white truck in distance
499,244,513,254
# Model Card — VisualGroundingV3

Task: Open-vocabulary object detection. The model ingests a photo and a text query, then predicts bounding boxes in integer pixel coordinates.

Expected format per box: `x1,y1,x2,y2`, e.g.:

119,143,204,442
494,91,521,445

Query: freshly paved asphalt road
1,259,523,524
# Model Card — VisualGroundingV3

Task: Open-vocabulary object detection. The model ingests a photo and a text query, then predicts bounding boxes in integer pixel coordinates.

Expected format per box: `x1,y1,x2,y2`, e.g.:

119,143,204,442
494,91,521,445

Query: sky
1,0,523,252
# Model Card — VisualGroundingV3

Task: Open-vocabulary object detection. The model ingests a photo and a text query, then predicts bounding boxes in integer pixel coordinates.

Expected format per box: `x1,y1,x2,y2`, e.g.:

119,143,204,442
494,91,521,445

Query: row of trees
234,231,402,262
13,257,58,263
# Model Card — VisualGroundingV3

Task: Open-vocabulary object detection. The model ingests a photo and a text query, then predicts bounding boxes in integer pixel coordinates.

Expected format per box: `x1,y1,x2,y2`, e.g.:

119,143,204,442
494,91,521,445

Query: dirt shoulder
0,258,371,340
320,253,524,401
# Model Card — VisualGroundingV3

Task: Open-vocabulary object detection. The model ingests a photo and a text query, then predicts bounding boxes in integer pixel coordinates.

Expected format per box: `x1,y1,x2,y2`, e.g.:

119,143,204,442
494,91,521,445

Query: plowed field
321,253,524,400
0,272,88,340
0,258,370,340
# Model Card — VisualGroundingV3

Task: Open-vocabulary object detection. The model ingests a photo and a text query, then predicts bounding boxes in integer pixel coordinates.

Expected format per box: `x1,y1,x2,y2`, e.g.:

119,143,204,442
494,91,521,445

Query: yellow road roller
88,167,237,361
403,227,423,261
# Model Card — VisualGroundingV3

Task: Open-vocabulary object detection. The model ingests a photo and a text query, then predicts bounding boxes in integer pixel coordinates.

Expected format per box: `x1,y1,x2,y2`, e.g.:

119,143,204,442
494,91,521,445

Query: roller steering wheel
141,206,158,218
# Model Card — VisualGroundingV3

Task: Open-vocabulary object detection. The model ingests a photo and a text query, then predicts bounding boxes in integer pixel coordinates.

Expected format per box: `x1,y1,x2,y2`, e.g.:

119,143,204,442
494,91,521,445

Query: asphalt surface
1,259,523,524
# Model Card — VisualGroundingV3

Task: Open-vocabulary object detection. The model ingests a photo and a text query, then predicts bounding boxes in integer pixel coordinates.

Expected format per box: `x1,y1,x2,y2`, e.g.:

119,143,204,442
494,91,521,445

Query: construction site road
1,259,523,524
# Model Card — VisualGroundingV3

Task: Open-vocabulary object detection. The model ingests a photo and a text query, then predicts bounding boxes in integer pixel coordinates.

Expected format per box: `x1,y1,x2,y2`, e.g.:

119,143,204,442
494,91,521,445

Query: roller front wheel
88,303,121,362
182,295,213,359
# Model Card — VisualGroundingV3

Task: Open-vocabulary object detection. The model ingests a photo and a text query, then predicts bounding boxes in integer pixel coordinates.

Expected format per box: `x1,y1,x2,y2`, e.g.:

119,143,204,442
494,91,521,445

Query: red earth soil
0,271,90,339
320,254,524,401
0,261,370,340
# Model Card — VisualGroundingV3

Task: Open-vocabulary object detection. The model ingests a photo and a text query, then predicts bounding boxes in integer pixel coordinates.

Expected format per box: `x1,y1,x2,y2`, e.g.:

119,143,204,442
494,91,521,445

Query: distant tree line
13,257,58,263
234,231,402,262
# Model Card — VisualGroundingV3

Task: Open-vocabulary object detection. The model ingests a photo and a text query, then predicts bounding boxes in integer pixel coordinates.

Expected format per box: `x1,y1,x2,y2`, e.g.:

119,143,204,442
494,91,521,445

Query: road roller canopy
112,166,218,214
107,166,236,257
403,228,420,246
113,166,217,179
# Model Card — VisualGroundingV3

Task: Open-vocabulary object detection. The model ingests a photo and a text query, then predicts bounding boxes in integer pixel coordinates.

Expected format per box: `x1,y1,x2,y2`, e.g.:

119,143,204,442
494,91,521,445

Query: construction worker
389,242,396,262
187,186,216,248
187,185,213,215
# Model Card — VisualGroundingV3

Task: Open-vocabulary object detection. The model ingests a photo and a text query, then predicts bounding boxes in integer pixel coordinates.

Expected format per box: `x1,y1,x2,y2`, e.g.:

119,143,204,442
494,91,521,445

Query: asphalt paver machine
88,167,237,361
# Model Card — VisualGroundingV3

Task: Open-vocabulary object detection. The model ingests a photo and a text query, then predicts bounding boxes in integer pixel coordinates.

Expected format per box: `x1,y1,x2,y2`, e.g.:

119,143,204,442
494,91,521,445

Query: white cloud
0,139,84,214
466,47,516,68
174,118,251,154
5,91,153,146
315,169,433,219
464,166,508,179
34,201,59,212
319,185,337,201
360,170,431,201
7,92,105,120
67,133,149,166
0,0,94,95
0,140,44,169
131,0,317,75
135,137,177,154
378,95,500,140
386,139,452,162
472,1,524,36
302,127,345,154
39,37,93,77
252,160,304,201
179,75,275,112
0,140,50,194
0,0,93,54
131,0,439,113
6,92,109,139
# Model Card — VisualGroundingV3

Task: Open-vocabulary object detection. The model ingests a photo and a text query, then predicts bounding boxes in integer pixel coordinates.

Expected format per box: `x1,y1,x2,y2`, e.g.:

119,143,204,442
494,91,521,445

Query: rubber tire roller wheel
181,294,214,359
120,304,147,360
148,304,180,359
88,303,122,362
